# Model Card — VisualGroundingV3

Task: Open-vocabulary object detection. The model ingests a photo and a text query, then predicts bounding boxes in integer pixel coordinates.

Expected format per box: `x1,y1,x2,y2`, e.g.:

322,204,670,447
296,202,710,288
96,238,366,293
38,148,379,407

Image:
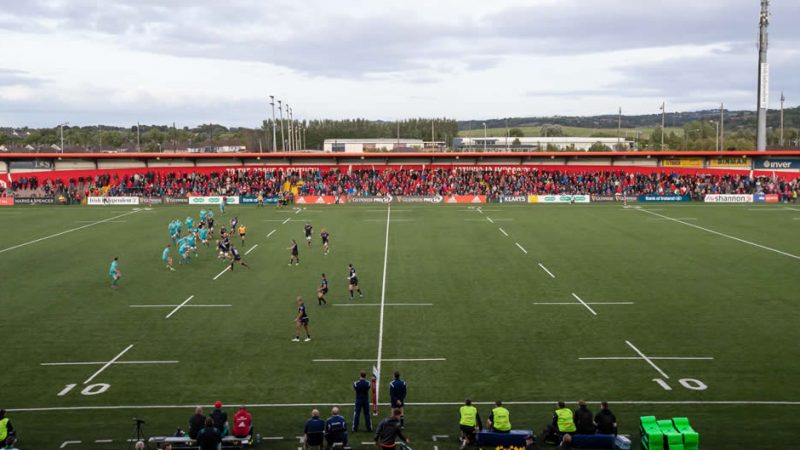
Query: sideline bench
476,429,533,447
149,435,252,449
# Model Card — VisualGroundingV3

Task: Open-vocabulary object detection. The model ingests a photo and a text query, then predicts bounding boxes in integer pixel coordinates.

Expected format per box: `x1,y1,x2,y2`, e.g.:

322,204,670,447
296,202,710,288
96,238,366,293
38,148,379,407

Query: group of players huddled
162,206,250,272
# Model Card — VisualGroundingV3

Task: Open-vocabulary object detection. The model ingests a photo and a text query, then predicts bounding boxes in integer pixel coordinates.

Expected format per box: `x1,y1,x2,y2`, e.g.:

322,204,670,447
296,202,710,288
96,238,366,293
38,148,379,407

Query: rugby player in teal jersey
162,245,175,271
109,257,121,288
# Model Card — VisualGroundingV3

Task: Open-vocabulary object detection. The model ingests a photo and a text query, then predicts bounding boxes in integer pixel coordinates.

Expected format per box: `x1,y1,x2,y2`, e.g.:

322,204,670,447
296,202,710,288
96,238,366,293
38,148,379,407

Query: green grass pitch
1,203,799,449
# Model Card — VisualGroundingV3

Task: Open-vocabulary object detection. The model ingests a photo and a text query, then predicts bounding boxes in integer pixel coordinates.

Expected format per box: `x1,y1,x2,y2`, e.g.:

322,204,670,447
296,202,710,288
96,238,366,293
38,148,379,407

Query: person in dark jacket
209,401,229,436
188,406,206,439
573,400,595,434
389,371,407,425
594,402,617,435
304,409,325,450
196,417,222,450
374,408,409,449
352,371,372,432
325,406,349,448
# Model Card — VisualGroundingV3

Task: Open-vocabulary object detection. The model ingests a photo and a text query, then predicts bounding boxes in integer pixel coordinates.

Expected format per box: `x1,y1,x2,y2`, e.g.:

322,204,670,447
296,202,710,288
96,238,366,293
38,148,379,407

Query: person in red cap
232,405,253,439
209,401,229,436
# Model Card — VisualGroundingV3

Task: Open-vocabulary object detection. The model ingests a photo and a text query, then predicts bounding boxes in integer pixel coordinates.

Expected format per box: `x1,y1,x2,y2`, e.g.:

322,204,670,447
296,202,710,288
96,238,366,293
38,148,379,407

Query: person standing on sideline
486,400,511,433
374,408,409,449
352,371,372,432
197,417,222,450
458,399,482,449
389,371,407,424
293,296,311,342
594,402,617,435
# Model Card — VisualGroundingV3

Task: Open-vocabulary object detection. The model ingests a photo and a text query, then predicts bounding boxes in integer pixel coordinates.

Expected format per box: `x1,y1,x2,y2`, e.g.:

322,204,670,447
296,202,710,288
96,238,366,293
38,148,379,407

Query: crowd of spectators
3,167,799,202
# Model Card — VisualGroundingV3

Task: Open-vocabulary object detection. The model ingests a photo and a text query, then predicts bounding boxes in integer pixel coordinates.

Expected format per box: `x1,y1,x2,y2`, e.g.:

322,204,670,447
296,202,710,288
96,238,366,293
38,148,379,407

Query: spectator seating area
3,167,799,202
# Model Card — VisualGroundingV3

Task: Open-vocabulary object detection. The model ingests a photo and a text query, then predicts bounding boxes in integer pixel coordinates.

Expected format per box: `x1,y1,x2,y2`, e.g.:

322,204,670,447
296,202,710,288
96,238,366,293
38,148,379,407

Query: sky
0,0,798,128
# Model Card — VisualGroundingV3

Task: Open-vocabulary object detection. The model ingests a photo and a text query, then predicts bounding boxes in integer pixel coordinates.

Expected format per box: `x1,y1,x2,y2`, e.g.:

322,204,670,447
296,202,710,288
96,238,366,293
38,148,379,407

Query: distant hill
459,107,800,132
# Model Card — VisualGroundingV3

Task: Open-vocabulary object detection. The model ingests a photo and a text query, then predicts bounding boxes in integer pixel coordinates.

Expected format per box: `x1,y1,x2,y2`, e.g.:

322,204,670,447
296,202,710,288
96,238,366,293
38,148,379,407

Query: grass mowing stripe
0,210,140,254
638,208,800,261
375,205,391,405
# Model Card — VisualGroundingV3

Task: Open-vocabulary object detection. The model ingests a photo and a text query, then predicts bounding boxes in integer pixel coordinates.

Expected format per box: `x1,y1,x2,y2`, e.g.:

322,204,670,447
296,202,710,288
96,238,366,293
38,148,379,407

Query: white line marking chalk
84,344,134,384
42,361,179,366
538,263,556,278
375,205,391,405
245,244,258,255
267,229,276,237
165,295,195,319
571,293,597,316
282,218,291,225
313,358,446,362
515,243,528,254
333,303,432,307
625,340,670,379
498,228,509,237
213,266,231,280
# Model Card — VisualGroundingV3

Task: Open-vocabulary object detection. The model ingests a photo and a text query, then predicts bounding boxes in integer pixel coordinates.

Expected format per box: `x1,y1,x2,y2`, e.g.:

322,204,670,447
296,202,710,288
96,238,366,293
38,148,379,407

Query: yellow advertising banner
662,158,704,168
708,158,749,168
527,195,539,204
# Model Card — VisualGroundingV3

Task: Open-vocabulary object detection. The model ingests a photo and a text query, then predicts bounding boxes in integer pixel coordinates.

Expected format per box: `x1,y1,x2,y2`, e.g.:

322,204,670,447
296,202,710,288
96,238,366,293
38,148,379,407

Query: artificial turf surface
0,203,798,449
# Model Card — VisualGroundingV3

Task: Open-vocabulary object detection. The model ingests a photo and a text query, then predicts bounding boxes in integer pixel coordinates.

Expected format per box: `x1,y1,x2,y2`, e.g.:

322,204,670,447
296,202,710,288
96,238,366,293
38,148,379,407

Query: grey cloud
0,68,46,87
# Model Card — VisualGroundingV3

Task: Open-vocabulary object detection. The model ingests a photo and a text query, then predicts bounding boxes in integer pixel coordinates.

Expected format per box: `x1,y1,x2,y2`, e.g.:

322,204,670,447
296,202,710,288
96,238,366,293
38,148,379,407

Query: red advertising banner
444,195,486,204
294,195,347,205
0,197,14,206
765,194,780,203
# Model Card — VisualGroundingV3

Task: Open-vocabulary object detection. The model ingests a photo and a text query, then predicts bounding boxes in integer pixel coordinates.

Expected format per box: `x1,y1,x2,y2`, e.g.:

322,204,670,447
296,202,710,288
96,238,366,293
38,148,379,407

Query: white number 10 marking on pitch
58,383,110,396
653,378,707,391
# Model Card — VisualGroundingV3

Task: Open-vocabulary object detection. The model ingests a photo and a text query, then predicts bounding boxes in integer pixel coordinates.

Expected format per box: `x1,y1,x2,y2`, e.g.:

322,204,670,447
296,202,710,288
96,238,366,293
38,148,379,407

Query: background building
453,136,635,151
323,138,424,153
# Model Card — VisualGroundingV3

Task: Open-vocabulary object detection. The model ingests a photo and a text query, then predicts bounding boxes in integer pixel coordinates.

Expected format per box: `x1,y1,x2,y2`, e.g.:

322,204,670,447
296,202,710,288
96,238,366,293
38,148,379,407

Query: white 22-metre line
375,206,391,407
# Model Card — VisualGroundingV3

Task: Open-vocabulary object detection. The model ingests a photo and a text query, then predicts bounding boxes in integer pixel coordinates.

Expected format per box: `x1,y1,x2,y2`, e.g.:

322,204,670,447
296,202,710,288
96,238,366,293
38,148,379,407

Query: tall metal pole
303,124,307,150
779,92,785,147
482,122,487,152
136,122,141,152
396,121,400,145
278,101,286,151
756,0,770,151
286,104,293,151
505,118,509,151
720,103,725,151
270,95,277,152
59,122,68,153
617,106,622,150
660,102,666,150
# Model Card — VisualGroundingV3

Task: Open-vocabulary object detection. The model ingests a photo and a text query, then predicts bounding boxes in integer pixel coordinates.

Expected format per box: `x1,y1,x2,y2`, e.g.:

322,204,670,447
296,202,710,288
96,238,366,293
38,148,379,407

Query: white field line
333,303,433,307
625,340,670,379
262,437,285,440
538,263,556,278
295,208,302,214
94,440,113,444
571,293,597,316
213,266,231,280
15,400,800,413
75,220,127,223
42,361,179,366
262,219,288,222
486,217,495,224
646,217,697,221
60,441,81,448
533,302,634,305
375,205,391,405
267,229,277,237
515,242,528,254
498,228,509,237
313,358,446,362
364,218,414,222
245,244,258,255
84,344,134,384
282,217,291,225
579,357,713,360
0,210,140,254
129,304,231,308
366,208,410,212
786,207,800,212
639,208,800,261
165,295,195,319
747,208,790,211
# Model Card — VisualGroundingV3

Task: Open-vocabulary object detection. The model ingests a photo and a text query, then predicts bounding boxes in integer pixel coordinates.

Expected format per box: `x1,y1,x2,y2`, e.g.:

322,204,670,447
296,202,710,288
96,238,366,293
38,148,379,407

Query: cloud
0,68,45,87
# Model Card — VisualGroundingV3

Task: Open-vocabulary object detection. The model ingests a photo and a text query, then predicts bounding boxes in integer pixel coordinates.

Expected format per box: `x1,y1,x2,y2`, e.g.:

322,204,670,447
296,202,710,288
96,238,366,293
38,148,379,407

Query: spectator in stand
209,401,229,436
232,405,253,439
304,409,325,450
187,406,206,439
594,402,617,435
196,417,222,450
573,400,595,434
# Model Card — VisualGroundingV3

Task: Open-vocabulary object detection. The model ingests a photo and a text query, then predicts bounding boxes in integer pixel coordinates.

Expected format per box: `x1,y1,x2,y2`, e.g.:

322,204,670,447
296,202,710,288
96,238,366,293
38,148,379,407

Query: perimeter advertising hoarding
87,196,140,205
12,197,55,204
348,196,393,204
708,158,749,168
531,195,591,204
704,194,753,203
241,196,280,205
661,158,704,168
755,159,800,170
753,194,779,203
638,195,690,202
499,196,527,203
294,196,347,205
188,196,240,205
445,195,486,204
0,197,14,206
395,196,443,204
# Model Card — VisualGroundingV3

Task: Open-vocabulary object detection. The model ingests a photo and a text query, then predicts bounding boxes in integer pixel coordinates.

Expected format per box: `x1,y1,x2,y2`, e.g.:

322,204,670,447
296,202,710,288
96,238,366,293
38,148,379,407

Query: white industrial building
323,138,424,153
453,136,635,151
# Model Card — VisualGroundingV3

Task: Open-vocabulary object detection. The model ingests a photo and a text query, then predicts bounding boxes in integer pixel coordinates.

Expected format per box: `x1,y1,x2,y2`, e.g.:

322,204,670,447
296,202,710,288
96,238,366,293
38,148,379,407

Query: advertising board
87,196,140,205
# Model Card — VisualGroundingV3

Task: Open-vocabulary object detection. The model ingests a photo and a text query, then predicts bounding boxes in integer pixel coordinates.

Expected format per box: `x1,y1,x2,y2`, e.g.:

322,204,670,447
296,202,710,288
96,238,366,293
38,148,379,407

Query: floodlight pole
779,92,785,147
270,95,277,152
660,102,666,150
720,103,725,151
59,122,69,153
483,122,487,152
136,122,141,152
756,0,770,151
617,107,622,150
278,100,286,151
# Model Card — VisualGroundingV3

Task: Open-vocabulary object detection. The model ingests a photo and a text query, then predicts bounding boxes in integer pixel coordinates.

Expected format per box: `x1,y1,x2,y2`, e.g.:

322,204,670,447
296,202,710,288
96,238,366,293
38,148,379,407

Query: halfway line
579,357,713,361
375,205,391,405
42,361,179,366
333,303,432,307
313,358,446,362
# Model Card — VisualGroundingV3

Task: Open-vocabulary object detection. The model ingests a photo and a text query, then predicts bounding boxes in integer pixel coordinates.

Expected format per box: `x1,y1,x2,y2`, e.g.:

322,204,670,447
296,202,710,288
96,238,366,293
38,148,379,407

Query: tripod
127,418,148,450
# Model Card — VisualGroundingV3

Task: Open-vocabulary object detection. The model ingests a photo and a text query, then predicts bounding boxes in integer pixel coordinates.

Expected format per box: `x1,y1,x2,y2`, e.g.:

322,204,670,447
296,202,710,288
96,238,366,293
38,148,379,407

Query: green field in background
1,203,798,449
459,125,685,139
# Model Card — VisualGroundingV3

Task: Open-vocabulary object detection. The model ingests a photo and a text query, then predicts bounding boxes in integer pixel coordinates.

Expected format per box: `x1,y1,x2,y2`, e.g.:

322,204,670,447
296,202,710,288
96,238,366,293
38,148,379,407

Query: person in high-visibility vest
552,401,576,435
0,409,16,445
458,399,482,448
486,400,512,433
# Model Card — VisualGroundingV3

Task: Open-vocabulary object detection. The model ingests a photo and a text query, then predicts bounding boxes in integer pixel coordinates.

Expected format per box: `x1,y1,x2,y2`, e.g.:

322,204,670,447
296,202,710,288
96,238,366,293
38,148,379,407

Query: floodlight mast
756,0,769,151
